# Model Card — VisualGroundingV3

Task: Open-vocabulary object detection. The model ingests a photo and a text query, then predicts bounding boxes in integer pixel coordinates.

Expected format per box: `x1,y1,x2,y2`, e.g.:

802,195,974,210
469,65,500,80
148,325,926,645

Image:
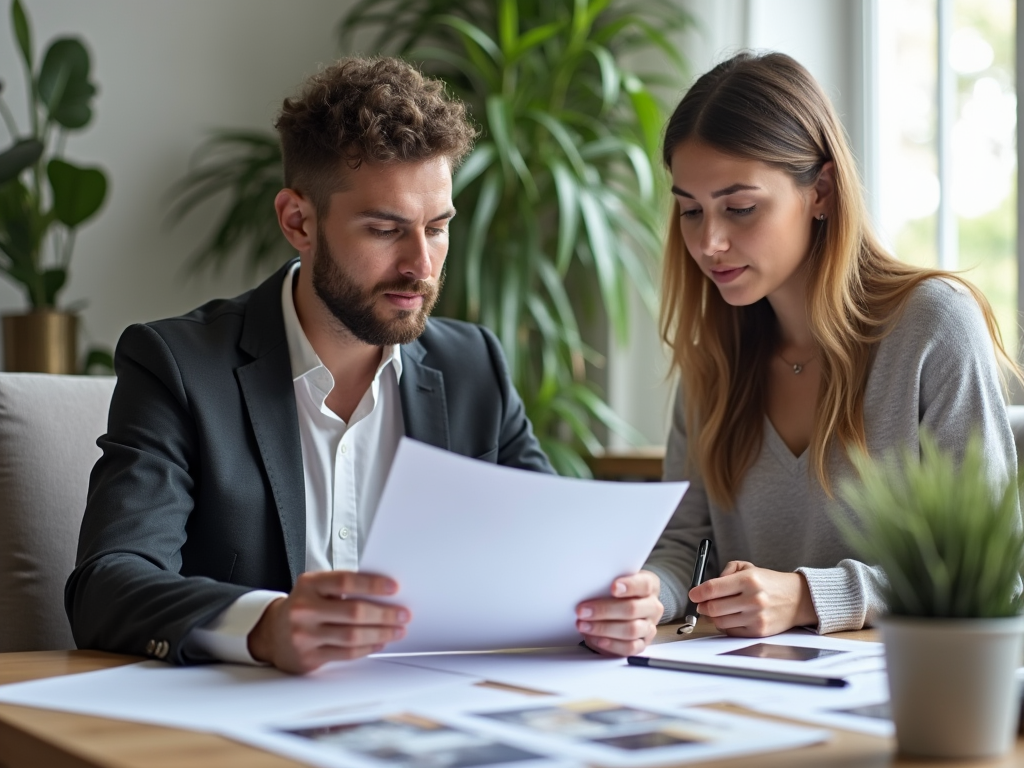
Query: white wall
607,0,873,448
0,1,347,358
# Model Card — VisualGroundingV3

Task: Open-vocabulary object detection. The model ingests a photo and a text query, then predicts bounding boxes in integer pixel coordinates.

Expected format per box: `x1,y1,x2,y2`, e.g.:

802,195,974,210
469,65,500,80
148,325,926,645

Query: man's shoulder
409,317,503,373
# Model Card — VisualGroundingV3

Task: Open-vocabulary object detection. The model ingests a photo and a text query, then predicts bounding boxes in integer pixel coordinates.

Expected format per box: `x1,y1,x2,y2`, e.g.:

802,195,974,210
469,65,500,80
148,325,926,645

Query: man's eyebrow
357,208,456,224
671,184,761,199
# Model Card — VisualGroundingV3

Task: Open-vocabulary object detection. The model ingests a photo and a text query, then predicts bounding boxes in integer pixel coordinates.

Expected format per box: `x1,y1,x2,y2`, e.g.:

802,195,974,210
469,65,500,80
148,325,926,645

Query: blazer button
146,639,156,655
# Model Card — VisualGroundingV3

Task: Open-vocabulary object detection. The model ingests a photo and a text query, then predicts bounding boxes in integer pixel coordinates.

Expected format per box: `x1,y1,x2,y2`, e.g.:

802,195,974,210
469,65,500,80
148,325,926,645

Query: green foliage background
170,0,694,475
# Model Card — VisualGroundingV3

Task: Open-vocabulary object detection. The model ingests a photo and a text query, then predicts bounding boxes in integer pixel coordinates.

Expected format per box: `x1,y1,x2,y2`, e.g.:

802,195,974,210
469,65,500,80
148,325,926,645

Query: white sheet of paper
438,697,830,767
226,693,582,768
745,697,894,737
360,439,688,653
0,658,478,732
380,647,747,704
641,632,885,678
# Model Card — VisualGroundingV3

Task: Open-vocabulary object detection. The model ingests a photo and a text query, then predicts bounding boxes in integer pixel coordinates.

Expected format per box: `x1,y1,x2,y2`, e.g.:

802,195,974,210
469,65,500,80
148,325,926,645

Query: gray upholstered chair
0,373,115,652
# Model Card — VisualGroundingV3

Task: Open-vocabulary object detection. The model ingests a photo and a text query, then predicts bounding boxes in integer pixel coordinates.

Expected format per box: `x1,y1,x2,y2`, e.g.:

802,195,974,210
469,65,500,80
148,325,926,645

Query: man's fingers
610,570,660,598
577,595,662,622
306,570,399,598
309,596,411,626
576,618,651,641
318,623,407,648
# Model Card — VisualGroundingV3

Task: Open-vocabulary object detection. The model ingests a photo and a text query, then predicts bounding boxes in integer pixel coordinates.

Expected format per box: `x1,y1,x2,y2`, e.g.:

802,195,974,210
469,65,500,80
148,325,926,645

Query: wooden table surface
1,623,1023,768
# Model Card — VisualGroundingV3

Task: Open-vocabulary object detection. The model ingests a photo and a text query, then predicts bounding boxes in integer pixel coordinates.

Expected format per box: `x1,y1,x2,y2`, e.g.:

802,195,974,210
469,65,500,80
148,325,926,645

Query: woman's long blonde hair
660,51,1018,508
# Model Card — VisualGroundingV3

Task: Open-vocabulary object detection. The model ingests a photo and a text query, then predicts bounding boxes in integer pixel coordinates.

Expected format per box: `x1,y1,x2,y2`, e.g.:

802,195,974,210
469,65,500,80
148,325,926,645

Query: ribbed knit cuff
797,565,868,634
645,562,687,623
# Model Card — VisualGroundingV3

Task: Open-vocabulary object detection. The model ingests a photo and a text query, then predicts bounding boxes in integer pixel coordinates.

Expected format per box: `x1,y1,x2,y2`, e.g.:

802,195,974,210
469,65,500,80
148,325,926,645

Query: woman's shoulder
885,276,988,351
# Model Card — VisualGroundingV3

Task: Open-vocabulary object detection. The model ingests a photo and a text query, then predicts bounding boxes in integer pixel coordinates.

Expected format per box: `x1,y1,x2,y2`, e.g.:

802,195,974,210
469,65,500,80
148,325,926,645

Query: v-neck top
645,278,1020,634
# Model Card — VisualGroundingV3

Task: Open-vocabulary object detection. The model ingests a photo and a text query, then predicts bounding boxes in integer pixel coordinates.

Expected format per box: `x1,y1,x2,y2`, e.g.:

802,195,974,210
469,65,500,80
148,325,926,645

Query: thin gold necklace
777,351,816,375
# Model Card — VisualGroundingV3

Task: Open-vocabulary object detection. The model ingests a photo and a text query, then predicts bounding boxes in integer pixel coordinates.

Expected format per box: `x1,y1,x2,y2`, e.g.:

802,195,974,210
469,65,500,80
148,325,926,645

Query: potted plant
0,0,107,373
840,432,1024,758
168,0,692,475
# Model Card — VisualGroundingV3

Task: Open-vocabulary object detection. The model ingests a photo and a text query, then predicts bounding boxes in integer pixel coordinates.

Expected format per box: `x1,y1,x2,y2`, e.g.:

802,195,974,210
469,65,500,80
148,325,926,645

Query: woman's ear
812,161,836,219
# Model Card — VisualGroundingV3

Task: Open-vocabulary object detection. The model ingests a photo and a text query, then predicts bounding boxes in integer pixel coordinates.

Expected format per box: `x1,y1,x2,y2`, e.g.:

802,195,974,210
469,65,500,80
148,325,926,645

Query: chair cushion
0,373,115,652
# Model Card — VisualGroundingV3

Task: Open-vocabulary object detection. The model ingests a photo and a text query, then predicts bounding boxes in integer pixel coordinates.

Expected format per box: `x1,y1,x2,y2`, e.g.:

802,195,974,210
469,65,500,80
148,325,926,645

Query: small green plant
0,0,107,310
839,431,1024,619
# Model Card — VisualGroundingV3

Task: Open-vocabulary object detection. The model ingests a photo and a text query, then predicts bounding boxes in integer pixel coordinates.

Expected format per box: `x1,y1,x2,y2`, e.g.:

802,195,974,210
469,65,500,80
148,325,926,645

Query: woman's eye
680,209,701,219
728,206,756,216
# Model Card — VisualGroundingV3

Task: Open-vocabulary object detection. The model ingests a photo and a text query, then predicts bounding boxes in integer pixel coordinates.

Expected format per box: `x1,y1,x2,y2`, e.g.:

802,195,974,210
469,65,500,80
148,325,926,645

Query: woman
640,51,1021,638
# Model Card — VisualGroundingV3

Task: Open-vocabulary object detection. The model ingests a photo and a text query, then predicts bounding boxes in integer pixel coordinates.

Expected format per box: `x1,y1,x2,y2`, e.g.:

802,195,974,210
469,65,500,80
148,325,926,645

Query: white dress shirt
190,262,405,662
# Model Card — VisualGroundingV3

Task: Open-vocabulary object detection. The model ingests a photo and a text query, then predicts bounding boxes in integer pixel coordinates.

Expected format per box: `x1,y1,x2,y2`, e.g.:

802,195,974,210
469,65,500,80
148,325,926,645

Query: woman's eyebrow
671,183,761,199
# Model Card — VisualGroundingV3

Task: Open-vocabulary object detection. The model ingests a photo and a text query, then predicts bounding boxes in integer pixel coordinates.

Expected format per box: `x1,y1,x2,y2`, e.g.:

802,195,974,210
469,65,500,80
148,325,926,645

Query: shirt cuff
189,590,286,664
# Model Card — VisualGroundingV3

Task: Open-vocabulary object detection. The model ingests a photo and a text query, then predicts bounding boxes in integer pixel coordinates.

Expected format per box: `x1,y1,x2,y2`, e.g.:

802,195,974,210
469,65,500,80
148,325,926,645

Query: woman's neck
767,267,816,353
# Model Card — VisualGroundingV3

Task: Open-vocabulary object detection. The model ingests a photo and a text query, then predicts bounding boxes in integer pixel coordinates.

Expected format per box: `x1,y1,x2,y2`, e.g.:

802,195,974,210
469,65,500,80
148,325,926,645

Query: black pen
626,656,848,688
677,538,711,634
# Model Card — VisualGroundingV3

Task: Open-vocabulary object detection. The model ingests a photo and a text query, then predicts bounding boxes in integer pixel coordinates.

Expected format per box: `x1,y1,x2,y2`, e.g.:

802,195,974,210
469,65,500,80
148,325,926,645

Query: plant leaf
12,0,32,70
0,139,44,185
48,158,107,227
37,38,97,129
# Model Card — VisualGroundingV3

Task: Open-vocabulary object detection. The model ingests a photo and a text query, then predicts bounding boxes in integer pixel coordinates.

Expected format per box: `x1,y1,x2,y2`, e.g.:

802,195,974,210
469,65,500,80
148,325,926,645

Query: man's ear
275,188,315,253
812,161,836,218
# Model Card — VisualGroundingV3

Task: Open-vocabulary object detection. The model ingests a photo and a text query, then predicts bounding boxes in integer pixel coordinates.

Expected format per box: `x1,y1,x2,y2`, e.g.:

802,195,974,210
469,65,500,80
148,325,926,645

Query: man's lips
383,291,426,309
709,266,747,284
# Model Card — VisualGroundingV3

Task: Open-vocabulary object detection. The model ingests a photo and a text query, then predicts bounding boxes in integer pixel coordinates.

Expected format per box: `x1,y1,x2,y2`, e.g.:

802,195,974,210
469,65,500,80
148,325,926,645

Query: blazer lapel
399,338,450,450
236,260,305,583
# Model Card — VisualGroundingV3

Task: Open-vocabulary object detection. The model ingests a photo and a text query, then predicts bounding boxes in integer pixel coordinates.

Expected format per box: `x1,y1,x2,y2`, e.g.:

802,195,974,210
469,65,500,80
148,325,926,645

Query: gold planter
2,311,79,374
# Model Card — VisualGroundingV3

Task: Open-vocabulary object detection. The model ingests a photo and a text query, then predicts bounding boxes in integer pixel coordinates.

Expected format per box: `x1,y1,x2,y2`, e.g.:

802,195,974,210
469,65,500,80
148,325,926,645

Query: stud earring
817,213,827,221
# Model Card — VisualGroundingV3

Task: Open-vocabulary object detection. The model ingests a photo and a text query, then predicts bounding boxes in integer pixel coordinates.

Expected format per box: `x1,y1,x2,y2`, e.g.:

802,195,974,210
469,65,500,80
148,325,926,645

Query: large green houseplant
840,433,1024,758
169,0,692,475
0,0,108,372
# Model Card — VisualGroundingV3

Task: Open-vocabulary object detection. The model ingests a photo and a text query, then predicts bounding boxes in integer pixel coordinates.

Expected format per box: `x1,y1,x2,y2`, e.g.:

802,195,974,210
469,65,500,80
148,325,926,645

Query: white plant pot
880,614,1024,758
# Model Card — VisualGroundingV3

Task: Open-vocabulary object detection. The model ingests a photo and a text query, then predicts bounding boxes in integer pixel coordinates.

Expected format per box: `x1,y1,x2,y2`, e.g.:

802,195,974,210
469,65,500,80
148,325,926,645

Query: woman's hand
575,571,664,656
688,561,817,636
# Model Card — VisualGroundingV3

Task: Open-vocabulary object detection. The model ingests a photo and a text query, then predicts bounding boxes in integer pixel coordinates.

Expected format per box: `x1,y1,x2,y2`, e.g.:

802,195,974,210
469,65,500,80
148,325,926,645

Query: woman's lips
710,266,747,284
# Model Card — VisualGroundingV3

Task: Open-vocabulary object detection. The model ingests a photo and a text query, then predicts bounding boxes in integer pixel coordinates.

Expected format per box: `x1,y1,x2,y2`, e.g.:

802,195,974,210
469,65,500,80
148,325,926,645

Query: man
66,57,662,673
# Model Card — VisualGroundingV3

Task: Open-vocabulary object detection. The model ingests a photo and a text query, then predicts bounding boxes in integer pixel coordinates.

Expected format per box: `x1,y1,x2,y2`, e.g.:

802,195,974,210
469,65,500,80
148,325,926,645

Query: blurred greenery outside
892,0,1018,356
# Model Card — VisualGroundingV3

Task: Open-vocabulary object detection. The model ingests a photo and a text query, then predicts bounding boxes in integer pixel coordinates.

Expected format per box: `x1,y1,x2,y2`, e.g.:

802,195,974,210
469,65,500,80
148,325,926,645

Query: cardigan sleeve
644,386,716,622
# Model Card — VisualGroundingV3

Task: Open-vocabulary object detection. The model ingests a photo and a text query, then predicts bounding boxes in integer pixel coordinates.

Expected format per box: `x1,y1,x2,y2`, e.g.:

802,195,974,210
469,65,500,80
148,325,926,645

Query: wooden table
1,623,1023,768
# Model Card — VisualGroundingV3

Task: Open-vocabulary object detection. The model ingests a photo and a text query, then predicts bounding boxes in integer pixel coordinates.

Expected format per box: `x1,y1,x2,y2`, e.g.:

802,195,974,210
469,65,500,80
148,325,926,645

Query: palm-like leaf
168,0,692,475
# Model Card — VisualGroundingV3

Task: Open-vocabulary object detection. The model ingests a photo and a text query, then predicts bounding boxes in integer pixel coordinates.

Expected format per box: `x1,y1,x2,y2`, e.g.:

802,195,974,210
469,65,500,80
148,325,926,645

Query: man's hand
689,561,817,637
575,571,664,656
248,570,410,673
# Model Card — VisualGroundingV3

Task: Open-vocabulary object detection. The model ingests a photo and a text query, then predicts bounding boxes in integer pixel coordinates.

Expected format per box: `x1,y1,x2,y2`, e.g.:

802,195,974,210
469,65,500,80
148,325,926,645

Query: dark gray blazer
65,260,552,664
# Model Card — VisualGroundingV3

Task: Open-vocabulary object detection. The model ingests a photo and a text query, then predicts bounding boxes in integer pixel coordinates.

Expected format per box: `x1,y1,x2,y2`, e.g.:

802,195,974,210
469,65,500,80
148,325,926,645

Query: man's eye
370,228,398,237
426,227,448,237
728,206,756,216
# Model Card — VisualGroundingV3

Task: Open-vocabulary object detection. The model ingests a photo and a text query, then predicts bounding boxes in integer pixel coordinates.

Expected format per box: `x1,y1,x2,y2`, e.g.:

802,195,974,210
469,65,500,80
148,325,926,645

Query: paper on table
745,695,894,737
438,697,830,767
360,438,688,653
226,687,581,768
0,658,478,732
642,632,885,678
380,647,746,704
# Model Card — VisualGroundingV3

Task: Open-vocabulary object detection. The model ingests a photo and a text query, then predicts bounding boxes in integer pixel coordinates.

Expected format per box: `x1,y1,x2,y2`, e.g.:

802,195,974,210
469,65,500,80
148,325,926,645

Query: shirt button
338,527,350,539
340,443,348,454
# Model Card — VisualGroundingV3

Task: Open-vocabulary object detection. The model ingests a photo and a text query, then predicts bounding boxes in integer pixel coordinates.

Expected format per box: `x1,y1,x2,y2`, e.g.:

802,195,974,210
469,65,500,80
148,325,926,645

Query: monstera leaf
47,158,107,227
37,37,97,129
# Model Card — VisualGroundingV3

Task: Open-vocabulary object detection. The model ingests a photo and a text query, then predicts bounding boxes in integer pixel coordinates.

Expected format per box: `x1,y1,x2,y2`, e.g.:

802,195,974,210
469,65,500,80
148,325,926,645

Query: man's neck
293,268,385,422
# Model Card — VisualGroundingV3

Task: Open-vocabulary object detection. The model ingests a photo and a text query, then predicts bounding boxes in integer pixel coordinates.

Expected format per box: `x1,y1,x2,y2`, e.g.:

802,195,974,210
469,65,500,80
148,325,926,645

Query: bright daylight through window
877,0,1017,354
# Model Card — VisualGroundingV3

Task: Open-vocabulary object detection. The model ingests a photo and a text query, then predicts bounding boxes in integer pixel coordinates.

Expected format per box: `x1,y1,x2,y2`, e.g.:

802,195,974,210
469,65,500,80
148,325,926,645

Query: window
876,0,1017,353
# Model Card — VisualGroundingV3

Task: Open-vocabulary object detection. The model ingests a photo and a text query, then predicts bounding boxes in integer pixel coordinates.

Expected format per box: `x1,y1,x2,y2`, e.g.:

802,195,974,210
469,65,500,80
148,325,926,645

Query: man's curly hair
275,57,476,215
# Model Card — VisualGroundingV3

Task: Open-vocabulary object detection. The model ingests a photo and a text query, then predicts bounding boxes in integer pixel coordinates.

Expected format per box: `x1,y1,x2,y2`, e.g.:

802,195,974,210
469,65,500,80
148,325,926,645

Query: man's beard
312,225,442,346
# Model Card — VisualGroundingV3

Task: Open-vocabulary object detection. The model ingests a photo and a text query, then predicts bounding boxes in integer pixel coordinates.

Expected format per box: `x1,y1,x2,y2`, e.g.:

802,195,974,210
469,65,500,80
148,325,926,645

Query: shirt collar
280,261,403,384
